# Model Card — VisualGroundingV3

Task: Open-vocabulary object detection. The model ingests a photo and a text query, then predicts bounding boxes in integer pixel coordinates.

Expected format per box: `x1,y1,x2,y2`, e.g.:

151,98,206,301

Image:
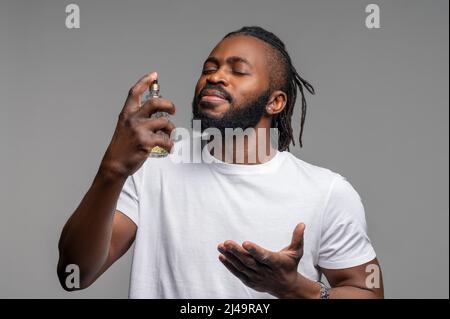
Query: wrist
97,163,129,184
276,273,322,299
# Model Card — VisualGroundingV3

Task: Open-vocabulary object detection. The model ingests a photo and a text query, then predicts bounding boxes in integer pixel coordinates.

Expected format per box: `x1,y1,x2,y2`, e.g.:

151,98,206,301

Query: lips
200,89,229,103
200,95,228,104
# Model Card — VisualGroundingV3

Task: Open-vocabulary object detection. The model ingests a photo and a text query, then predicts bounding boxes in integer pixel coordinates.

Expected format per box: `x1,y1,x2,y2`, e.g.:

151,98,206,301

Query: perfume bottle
145,78,170,158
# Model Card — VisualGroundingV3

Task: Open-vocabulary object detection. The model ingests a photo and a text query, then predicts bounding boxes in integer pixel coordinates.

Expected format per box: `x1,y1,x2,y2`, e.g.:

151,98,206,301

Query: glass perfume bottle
145,78,170,158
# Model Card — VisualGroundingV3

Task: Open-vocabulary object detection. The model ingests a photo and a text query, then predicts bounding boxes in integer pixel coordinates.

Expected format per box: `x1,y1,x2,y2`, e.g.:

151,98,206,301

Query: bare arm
57,71,176,290
284,258,384,298
319,258,384,299
57,170,136,290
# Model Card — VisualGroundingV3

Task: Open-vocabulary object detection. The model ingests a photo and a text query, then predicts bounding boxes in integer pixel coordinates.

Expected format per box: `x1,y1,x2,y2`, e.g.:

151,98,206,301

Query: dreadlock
223,26,315,151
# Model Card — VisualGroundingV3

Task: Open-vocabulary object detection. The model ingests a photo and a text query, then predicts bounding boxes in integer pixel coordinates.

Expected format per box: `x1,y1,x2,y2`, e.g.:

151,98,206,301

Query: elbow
362,286,384,299
373,289,384,299
57,257,92,292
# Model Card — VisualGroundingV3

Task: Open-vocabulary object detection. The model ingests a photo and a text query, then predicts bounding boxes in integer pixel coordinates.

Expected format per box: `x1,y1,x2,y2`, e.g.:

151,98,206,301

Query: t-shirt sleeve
115,167,144,227
318,174,376,269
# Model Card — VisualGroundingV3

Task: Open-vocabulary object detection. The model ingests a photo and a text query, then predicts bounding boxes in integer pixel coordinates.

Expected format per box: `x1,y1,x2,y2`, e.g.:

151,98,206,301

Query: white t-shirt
116,142,376,299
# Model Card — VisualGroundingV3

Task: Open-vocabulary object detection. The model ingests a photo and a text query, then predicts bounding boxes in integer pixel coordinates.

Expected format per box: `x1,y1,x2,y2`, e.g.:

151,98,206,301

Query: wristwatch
318,281,330,299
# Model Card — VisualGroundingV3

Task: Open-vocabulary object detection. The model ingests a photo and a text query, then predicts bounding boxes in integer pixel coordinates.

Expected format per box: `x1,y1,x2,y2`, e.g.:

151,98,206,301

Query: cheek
233,88,259,107
234,78,265,101
194,78,205,97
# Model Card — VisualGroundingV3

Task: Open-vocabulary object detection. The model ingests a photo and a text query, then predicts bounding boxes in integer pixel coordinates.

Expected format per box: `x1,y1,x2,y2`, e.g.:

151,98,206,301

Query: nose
205,67,229,87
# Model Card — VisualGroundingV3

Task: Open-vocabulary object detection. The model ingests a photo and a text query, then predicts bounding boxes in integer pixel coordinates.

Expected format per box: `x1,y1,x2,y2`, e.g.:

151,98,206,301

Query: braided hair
224,26,315,151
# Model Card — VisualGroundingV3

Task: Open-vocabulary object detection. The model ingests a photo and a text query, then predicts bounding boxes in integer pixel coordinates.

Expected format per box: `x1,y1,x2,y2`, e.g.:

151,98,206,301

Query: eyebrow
204,56,253,68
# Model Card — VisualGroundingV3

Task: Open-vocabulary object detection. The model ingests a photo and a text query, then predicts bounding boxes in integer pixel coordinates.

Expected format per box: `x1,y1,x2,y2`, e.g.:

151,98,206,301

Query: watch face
319,282,330,299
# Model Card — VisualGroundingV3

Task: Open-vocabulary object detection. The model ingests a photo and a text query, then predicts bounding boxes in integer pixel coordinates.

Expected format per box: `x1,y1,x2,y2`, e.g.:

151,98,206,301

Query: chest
141,167,324,253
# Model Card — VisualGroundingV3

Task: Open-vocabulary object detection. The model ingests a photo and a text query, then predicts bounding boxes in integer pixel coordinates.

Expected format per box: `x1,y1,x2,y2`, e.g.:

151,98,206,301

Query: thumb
288,223,305,253
123,71,158,114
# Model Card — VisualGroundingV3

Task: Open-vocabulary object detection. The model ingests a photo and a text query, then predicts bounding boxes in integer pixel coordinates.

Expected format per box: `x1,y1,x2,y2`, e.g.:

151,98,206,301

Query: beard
191,86,271,135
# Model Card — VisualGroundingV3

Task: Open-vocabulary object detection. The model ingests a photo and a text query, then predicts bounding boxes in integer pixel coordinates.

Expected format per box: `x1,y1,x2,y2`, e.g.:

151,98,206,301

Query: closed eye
201,68,249,76
202,68,217,75
233,70,249,76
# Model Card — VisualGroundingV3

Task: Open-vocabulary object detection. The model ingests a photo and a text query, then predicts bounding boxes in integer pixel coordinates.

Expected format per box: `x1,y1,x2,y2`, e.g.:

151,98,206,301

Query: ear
266,90,287,115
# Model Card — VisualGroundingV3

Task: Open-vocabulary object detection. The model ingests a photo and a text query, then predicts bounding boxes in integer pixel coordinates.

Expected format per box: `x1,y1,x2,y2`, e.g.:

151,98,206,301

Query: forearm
57,167,126,289
327,285,382,299
279,273,381,299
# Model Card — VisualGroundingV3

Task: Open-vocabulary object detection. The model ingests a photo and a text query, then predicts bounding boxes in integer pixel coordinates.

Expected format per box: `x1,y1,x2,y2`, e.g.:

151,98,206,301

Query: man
57,26,384,298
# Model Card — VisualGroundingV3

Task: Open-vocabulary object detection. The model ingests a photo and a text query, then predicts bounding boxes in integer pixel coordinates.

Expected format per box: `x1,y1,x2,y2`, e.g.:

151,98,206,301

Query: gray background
0,0,448,298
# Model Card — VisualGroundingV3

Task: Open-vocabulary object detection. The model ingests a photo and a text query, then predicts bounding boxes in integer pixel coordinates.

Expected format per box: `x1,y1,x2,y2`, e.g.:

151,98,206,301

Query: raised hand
217,223,306,298
100,72,176,179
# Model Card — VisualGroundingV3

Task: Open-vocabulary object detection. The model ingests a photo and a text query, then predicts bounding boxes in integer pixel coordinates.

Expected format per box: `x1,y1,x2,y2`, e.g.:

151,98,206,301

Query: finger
219,241,261,271
242,241,277,268
141,117,176,136
148,132,174,153
217,245,256,277
288,223,305,253
137,98,176,118
219,255,251,286
123,72,158,114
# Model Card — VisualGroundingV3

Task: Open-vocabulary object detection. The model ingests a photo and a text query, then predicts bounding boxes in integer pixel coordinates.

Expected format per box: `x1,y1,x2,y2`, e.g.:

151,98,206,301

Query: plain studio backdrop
0,0,448,298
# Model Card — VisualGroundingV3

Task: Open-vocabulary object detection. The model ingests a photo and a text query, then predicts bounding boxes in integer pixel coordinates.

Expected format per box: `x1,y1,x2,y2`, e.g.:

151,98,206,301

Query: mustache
197,83,233,103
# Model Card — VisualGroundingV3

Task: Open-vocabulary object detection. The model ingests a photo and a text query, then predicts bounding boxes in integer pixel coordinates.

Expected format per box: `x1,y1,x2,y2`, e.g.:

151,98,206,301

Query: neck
208,117,277,165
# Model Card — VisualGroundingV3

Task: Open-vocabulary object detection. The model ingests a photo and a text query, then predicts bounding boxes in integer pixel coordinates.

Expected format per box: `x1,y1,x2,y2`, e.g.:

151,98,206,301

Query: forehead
208,35,270,70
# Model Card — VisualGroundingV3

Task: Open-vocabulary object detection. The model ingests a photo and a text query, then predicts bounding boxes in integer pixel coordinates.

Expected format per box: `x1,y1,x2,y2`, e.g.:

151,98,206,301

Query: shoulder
281,151,342,192
281,152,364,212
322,172,367,228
